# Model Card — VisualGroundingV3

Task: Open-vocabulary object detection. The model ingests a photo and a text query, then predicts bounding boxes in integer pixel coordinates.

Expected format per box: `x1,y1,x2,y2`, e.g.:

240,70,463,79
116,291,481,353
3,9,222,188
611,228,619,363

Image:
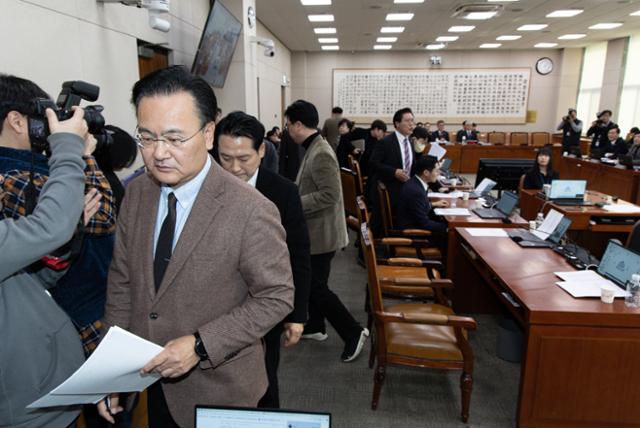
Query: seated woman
629,132,640,161
523,146,559,189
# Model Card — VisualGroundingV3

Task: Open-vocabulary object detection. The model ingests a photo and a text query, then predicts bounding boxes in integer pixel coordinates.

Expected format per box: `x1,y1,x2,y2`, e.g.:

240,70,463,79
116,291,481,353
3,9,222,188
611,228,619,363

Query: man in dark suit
397,156,450,251
215,111,311,409
430,120,450,143
456,120,478,143
587,109,617,152
369,108,419,220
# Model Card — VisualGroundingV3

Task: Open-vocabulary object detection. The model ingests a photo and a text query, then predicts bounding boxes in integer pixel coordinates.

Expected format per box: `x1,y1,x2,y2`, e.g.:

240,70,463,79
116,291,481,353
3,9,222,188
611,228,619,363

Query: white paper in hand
428,142,447,160
28,326,163,408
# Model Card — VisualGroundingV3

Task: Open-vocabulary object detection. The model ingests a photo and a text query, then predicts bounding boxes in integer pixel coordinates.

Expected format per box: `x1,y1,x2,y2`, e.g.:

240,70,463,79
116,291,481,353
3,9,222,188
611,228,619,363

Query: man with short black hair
557,108,583,153
321,106,343,151
360,119,387,177
456,120,478,142
587,109,617,151
100,66,294,428
285,99,369,363
215,111,311,409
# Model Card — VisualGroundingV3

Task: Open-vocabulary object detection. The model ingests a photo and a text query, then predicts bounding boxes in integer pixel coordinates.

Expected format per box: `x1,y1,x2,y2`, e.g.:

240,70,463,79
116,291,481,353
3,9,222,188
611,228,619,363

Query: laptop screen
195,406,331,428
496,191,519,215
547,217,572,244
440,158,452,172
598,240,640,287
474,178,496,195
549,180,587,199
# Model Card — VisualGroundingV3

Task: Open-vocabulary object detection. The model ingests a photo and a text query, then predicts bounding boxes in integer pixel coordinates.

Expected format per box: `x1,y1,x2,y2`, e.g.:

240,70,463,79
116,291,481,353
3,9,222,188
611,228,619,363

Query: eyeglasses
134,124,206,149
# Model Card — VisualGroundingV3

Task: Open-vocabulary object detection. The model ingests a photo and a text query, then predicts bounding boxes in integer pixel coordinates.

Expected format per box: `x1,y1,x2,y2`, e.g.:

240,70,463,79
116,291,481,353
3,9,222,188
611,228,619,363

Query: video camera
28,81,109,152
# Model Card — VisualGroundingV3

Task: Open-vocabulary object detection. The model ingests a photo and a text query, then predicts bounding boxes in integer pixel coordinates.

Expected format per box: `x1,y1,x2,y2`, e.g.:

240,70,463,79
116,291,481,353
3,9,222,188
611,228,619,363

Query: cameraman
0,107,87,428
556,108,583,153
586,109,617,152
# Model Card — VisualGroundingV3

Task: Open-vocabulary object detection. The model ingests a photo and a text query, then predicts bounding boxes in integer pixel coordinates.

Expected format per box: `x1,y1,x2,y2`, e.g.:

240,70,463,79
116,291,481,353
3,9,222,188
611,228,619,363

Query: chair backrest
518,174,525,193
348,155,365,196
340,167,359,222
627,220,640,252
488,132,506,145
510,132,529,146
359,222,384,316
377,182,395,236
531,132,550,147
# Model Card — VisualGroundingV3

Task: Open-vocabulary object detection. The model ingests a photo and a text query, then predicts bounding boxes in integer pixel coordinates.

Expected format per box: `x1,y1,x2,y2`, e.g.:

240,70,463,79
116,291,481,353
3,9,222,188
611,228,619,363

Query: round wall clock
536,57,553,75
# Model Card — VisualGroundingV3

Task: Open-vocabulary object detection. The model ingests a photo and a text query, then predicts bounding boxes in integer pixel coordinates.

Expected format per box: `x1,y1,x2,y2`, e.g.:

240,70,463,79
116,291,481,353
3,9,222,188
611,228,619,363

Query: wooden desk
551,134,592,155
519,190,640,257
450,228,640,428
431,197,527,277
431,143,563,174
557,156,640,202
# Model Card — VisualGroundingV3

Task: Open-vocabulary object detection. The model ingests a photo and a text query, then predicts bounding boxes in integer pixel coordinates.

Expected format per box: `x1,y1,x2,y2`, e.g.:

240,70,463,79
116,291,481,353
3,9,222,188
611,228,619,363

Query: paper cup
462,192,470,201
543,184,551,195
450,178,458,186
529,221,537,231
601,285,616,304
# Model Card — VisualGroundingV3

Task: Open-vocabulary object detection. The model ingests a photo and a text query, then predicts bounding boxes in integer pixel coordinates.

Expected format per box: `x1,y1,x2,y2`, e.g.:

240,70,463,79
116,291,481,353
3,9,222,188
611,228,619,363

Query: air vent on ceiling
451,4,504,20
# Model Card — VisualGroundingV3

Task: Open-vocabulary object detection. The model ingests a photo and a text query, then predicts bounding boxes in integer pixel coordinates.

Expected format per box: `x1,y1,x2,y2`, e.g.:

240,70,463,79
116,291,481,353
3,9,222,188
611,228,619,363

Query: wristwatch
193,331,209,361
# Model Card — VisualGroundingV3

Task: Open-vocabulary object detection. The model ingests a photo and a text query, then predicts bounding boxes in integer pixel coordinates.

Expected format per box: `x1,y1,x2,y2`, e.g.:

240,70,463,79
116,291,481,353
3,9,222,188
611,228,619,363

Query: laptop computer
468,178,497,199
597,240,640,290
473,190,518,219
195,405,331,428
547,180,593,206
508,215,572,248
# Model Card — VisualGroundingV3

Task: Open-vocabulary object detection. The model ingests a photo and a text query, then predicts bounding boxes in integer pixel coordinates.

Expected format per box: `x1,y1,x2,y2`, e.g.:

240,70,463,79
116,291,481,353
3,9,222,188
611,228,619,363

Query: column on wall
599,37,629,116
554,48,583,124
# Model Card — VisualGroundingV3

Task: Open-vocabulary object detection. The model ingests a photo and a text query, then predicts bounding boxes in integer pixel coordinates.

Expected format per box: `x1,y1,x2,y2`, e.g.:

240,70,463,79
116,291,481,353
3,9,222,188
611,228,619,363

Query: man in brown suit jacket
99,66,294,428
285,100,368,363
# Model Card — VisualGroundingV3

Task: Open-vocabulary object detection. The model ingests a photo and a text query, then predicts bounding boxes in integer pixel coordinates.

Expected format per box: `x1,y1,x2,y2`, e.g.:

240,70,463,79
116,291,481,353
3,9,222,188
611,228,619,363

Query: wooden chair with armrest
348,155,366,196
487,132,506,145
376,182,442,260
510,132,529,146
627,220,640,253
518,174,526,194
359,222,477,422
340,167,361,232
531,132,550,147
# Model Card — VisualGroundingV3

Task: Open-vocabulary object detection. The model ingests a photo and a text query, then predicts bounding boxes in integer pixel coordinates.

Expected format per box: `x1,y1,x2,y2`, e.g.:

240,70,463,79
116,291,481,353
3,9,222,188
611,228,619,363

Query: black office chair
627,220,640,253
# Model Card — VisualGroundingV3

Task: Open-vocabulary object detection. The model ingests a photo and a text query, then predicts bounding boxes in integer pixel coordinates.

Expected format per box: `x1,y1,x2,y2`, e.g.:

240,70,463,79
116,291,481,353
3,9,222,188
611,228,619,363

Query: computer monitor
548,180,587,200
598,240,640,288
475,158,535,192
496,191,519,215
195,406,331,428
547,217,572,244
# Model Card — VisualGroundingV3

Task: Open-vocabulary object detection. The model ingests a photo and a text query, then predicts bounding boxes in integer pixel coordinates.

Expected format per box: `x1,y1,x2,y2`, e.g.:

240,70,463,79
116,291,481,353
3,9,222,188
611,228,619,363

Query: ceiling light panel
496,35,521,40
301,0,331,5
425,43,446,50
374,45,393,50
308,14,334,22
321,45,339,50
394,0,424,3
386,13,414,21
589,22,623,30
448,26,475,32
377,37,398,42
480,43,502,48
535,42,558,48
318,38,338,43
314,27,336,34
518,24,548,31
381,26,405,33
436,36,459,42
558,34,586,40
631,10,640,16
465,11,498,20
546,9,583,18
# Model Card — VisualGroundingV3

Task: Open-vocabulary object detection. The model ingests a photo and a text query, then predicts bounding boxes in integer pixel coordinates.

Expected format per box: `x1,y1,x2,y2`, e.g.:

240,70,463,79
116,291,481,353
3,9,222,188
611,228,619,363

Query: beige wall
555,48,584,122
291,49,564,133
600,38,628,115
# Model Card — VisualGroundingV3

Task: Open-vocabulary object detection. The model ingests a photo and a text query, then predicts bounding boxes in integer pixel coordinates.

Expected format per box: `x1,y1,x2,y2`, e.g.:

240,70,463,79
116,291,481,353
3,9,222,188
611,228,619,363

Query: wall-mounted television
192,1,242,88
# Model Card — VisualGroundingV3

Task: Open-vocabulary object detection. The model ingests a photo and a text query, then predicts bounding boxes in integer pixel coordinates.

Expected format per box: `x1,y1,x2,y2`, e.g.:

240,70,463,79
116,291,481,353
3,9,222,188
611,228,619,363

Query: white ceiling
255,0,640,51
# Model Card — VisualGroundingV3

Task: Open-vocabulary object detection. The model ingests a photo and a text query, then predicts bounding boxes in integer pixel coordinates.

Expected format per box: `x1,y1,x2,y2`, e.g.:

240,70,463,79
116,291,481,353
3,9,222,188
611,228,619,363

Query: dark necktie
154,192,177,291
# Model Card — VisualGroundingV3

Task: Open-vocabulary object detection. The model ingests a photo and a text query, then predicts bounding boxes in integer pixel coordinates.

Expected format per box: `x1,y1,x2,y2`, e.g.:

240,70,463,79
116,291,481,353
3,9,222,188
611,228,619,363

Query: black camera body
28,81,106,152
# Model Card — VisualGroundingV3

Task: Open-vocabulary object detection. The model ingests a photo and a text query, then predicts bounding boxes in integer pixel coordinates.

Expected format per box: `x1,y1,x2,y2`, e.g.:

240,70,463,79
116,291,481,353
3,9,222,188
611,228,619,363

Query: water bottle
625,274,640,308
535,213,544,229
461,135,467,145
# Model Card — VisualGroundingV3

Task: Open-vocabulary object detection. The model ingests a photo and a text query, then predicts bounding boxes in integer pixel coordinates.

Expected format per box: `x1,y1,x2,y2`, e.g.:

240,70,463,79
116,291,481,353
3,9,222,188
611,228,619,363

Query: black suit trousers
258,325,282,408
306,252,362,343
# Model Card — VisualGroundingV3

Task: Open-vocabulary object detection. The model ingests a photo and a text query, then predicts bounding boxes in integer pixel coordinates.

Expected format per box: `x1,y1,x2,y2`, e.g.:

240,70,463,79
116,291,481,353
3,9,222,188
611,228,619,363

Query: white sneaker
301,332,329,341
342,328,369,362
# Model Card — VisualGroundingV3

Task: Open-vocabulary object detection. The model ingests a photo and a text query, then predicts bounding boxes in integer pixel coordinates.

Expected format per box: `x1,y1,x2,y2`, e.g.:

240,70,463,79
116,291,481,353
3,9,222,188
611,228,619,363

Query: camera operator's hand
46,106,87,138
83,188,102,226
84,133,97,156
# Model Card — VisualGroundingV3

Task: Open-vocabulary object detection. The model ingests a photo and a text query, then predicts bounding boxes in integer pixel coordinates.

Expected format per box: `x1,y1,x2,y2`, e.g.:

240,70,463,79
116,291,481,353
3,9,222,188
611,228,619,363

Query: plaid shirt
1,156,116,235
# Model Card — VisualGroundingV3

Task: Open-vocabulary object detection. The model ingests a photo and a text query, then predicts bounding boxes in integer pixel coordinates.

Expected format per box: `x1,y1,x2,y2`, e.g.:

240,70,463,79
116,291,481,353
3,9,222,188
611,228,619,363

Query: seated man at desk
629,132,640,161
607,127,629,158
523,146,559,189
397,156,449,249
430,120,450,143
456,120,478,143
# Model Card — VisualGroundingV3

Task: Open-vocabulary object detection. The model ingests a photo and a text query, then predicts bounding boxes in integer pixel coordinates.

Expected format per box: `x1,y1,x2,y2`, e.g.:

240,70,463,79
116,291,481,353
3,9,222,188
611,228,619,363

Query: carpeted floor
278,232,521,427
